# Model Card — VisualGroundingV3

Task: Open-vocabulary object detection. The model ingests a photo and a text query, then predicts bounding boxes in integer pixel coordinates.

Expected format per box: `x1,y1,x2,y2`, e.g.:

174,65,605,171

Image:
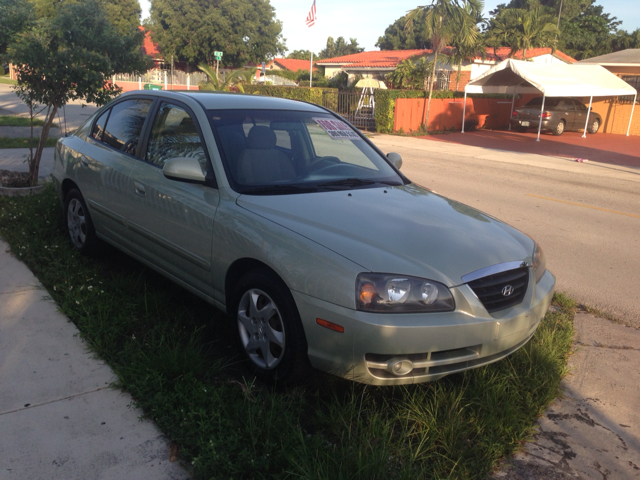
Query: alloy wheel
67,198,87,249
237,288,286,370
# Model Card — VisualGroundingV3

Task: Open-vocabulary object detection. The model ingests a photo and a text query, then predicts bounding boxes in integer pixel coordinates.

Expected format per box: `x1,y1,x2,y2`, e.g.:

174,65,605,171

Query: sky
138,0,640,54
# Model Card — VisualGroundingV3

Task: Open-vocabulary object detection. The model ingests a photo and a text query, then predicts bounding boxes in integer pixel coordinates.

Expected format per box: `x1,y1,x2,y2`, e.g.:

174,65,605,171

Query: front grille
467,267,529,313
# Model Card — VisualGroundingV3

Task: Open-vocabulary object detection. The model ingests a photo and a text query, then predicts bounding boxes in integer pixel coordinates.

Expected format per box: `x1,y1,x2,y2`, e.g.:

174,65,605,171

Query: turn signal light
316,318,344,333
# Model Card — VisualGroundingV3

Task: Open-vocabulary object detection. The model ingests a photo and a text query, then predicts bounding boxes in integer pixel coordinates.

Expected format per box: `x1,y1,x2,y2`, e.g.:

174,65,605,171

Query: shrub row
241,85,338,106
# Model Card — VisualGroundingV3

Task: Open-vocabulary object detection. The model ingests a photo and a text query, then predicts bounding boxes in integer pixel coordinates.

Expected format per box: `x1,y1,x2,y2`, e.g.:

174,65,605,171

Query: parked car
52,91,555,385
511,96,601,136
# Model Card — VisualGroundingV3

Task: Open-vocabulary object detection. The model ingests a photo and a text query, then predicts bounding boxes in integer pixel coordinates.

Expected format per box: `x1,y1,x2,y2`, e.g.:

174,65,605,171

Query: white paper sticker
313,118,360,140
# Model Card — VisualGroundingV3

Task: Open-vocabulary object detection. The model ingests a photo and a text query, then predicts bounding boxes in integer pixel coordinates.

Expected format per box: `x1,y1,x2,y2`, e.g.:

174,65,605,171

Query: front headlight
533,243,546,283
356,273,455,313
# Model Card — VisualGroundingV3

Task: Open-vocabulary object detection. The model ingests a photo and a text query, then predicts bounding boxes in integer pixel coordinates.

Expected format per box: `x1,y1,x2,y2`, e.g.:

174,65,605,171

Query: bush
241,85,338,106
464,117,479,131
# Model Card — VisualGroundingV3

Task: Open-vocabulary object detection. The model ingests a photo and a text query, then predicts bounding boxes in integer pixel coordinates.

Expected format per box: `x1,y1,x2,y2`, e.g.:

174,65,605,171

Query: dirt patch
0,169,30,188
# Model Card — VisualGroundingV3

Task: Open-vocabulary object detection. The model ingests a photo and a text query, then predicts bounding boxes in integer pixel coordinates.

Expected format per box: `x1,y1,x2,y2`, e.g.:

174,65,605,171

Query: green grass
0,115,50,127
0,185,576,479
0,77,17,85
0,137,59,148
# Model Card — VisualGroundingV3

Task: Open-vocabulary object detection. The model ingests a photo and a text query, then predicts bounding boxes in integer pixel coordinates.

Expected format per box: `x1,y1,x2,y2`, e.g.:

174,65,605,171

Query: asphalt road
371,134,640,327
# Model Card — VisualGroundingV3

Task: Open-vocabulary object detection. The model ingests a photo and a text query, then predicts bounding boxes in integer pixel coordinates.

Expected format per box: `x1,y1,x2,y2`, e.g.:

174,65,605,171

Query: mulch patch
0,169,31,188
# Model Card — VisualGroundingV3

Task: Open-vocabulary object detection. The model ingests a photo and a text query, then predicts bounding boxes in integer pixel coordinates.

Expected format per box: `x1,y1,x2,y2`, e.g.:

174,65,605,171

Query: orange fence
394,94,639,136
113,81,200,92
393,95,538,133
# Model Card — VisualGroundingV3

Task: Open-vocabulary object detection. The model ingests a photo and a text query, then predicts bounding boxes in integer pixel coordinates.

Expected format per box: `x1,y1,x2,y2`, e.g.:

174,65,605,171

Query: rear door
79,98,154,243
556,99,576,129
126,101,219,297
572,99,589,130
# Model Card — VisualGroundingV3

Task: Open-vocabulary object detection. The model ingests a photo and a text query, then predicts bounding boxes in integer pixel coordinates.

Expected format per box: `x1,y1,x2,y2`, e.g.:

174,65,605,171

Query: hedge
241,85,338,107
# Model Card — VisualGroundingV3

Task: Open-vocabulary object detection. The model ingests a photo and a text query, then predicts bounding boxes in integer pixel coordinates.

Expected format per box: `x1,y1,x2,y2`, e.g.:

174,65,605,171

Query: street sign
214,51,223,57
214,55,222,61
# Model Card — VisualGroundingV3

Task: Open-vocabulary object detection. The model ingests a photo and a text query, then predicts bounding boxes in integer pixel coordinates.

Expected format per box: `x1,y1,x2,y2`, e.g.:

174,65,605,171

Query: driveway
419,129,640,168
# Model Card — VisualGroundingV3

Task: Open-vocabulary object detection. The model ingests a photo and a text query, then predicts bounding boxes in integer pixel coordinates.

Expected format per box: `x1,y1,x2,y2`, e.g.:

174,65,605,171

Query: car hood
236,184,534,286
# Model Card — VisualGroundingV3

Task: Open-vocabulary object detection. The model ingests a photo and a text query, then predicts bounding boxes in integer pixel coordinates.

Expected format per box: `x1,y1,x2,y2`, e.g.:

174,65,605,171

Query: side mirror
163,157,206,183
387,152,402,170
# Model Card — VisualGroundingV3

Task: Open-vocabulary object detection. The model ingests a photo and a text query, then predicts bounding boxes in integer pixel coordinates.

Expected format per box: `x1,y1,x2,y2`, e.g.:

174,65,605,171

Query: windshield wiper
317,178,402,189
240,184,318,195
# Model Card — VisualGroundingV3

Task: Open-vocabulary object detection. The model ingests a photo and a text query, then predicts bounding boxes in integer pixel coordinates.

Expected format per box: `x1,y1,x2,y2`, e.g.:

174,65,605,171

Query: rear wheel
553,120,565,136
64,189,105,256
516,126,528,133
588,118,600,134
232,270,310,384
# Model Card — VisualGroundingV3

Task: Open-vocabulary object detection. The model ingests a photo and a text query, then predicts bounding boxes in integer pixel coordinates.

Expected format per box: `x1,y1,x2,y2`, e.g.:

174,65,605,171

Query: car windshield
208,109,404,194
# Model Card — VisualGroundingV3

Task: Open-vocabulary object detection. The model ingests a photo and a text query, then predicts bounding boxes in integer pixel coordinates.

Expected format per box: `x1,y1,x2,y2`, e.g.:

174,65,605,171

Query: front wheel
553,120,565,136
233,270,310,383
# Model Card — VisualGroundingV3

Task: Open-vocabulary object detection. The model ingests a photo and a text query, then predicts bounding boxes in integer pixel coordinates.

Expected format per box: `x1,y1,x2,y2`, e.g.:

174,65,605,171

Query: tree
376,12,432,50
485,7,558,59
287,49,315,60
0,0,34,57
318,36,364,59
197,64,254,92
449,3,486,90
149,0,286,68
386,58,434,89
31,0,142,34
8,0,151,186
612,28,640,51
406,0,483,129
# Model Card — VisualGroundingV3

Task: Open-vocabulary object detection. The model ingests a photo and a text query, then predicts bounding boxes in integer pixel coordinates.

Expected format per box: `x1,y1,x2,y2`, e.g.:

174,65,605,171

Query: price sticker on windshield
313,118,361,140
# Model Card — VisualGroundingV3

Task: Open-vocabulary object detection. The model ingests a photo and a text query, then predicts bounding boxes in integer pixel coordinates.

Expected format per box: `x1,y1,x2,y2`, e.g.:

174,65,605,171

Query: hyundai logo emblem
502,285,514,297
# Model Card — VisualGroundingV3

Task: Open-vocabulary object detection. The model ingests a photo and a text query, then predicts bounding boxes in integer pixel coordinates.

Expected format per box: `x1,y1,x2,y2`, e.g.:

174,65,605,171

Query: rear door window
100,99,153,156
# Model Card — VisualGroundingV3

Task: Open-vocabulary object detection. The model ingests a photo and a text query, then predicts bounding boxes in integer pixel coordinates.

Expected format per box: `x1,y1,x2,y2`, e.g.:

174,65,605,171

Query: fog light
387,358,413,376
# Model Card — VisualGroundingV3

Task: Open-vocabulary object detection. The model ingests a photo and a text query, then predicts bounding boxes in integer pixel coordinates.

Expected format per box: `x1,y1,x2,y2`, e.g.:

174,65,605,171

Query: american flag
306,0,316,27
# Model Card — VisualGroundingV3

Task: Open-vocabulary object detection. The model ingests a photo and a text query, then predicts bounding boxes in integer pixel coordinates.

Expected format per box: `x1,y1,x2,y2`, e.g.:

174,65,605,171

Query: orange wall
114,81,200,92
393,95,538,133
577,97,640,136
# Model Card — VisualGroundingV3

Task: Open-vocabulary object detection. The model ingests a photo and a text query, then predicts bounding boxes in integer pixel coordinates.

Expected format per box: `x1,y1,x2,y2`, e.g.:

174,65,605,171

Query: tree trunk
456,62,462,91
29,104,58,187
424,49,438,131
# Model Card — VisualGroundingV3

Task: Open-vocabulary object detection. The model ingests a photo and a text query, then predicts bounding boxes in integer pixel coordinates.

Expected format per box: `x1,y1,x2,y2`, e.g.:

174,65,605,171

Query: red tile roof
490,47,576,63
316,49,433,68
273,58,318,72
315,47,575,69
139,27,161,58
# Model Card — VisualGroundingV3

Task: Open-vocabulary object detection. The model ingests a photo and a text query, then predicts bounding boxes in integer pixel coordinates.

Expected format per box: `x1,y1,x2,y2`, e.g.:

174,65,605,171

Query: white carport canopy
462,59,638,140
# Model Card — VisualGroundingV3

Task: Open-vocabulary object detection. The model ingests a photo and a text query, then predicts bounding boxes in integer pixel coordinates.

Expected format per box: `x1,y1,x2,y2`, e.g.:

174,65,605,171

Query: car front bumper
293,269,555,385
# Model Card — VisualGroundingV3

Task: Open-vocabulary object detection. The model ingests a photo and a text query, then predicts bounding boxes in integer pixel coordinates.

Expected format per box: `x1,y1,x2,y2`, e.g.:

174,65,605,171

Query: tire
64,189,105,256
516,126,528,133
232,270,310,384
588,118,600,134
553,120,565,136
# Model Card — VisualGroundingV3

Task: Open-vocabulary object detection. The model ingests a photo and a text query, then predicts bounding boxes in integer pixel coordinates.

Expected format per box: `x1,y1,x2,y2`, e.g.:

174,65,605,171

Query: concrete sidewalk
0,240,189,479
0,148,55,178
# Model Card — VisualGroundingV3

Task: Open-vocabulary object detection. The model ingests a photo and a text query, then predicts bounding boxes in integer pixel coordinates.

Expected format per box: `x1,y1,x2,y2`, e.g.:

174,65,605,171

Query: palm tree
450,4,486,91
486,7,559,60
406,0,483,129
197,64,254,92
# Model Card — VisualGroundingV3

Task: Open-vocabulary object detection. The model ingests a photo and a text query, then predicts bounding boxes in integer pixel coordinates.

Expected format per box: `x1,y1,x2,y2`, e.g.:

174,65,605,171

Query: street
372,134,640,326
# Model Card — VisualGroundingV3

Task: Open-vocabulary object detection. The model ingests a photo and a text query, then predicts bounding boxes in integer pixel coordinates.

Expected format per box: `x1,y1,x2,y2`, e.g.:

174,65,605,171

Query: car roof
120,90,327,113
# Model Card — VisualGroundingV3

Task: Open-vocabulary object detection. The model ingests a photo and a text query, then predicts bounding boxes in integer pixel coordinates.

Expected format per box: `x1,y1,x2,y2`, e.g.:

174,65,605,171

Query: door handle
133,181,146,197
80,155,89,167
